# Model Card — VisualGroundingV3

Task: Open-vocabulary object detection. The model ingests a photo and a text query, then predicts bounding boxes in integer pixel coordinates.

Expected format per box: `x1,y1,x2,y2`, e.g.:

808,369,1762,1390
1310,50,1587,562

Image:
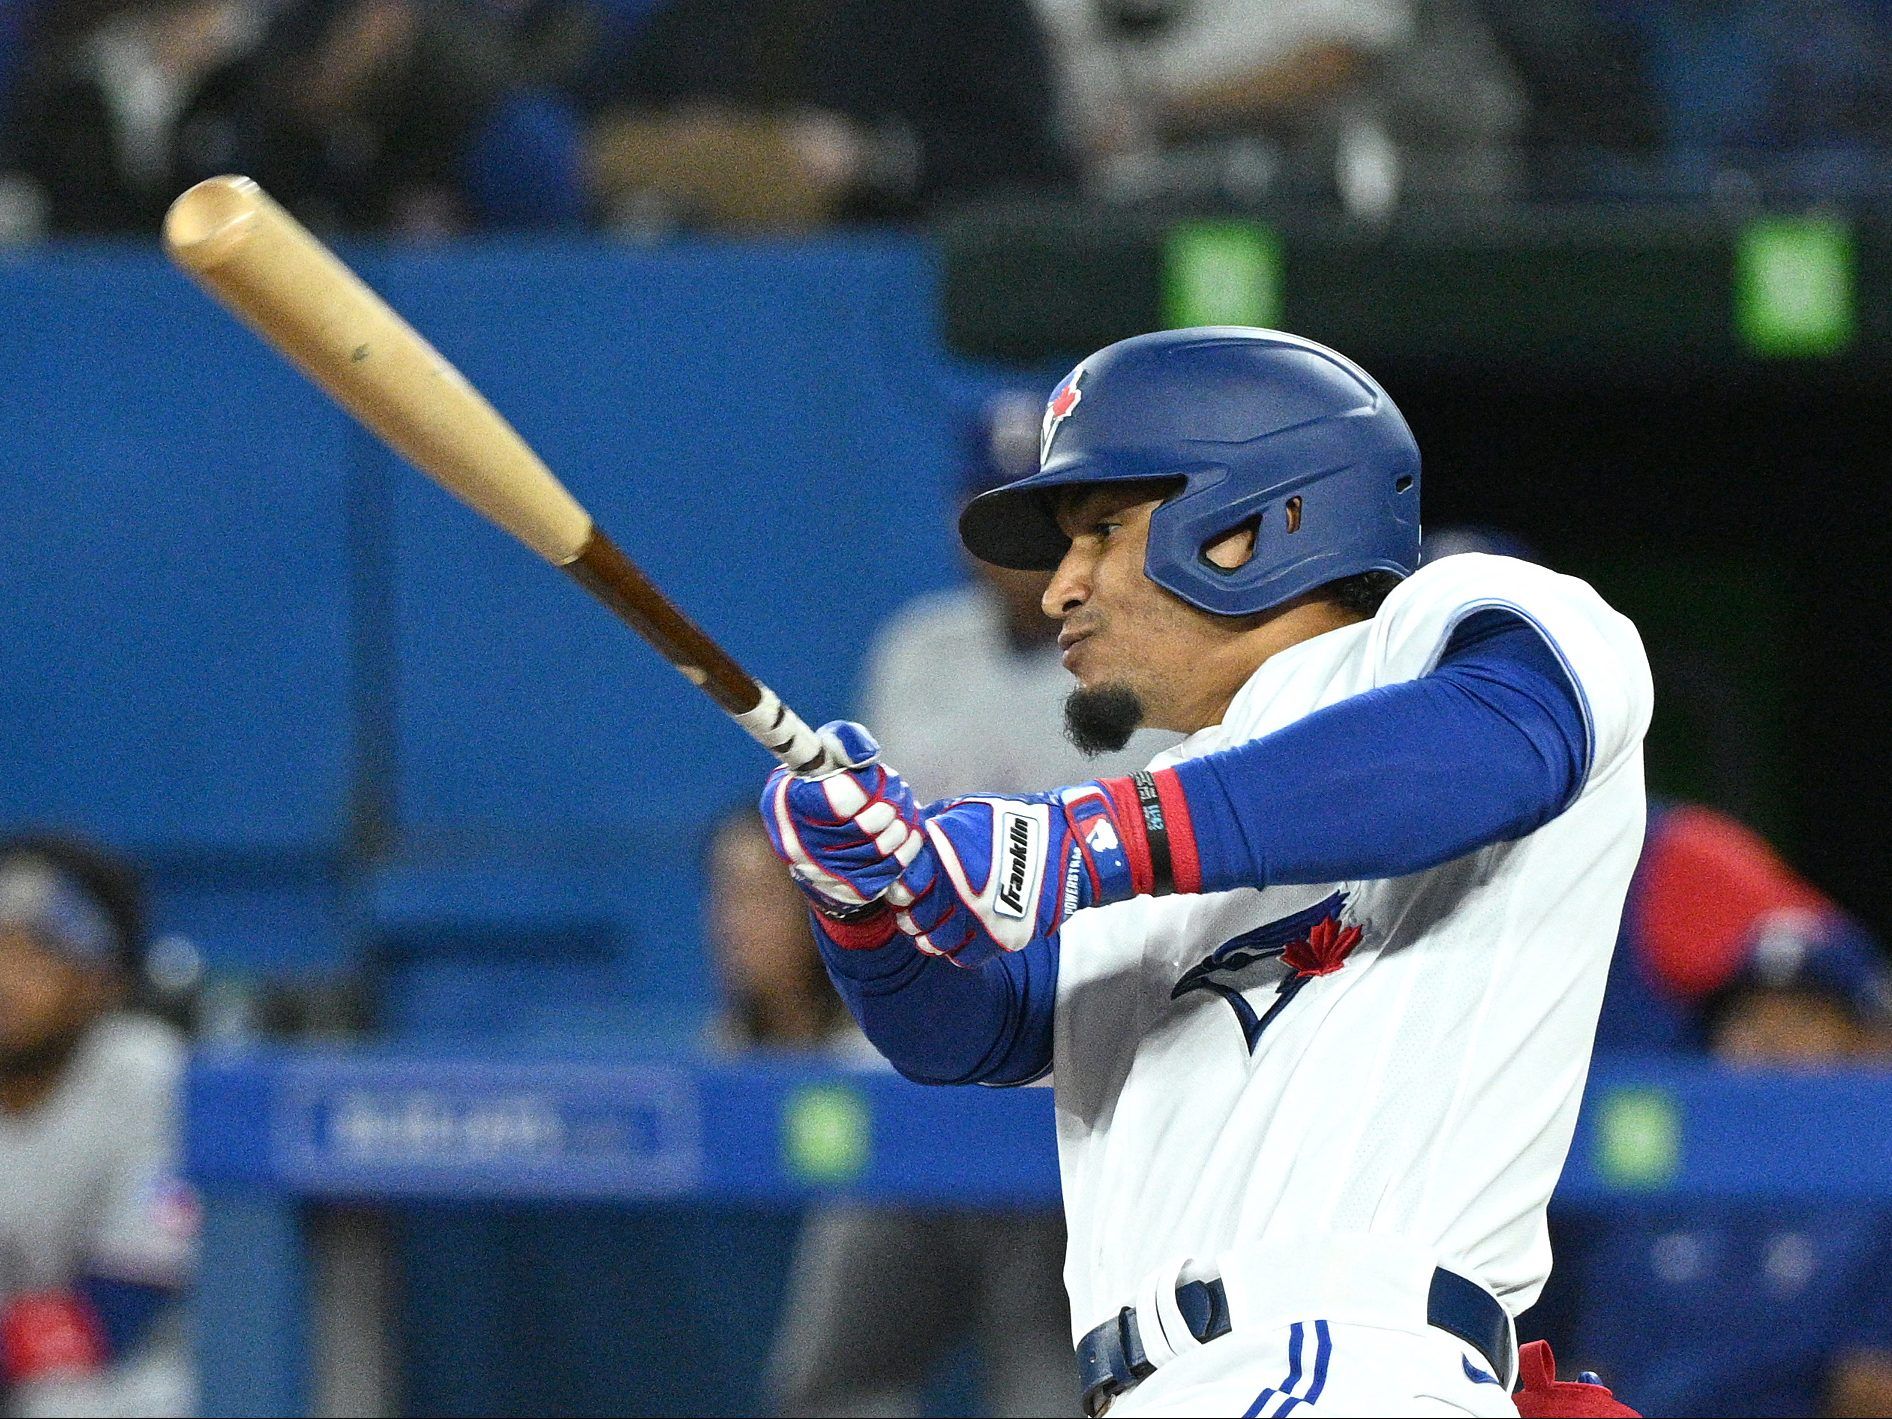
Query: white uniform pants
1109,1320,1521,1418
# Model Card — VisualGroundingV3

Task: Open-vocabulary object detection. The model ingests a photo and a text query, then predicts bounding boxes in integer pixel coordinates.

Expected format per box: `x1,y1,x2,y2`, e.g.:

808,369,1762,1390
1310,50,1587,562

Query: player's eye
1093,520,1121,538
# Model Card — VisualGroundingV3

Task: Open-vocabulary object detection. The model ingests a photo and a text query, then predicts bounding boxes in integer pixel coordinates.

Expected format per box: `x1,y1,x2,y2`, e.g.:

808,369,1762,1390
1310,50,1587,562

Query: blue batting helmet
958,328,1422,617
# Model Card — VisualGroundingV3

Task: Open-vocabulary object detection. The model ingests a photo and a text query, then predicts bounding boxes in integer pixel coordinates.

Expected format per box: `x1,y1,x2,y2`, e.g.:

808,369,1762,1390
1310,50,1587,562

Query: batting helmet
958,328,1422,617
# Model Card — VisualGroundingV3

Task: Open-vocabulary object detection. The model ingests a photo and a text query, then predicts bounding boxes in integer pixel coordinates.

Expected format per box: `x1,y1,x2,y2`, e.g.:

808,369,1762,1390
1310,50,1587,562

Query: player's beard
1065,683,1146,755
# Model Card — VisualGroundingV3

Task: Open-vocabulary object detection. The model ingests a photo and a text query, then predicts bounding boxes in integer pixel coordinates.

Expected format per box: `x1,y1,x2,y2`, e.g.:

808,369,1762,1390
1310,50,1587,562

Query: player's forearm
808,912,1055,1086
1160,42,1365,137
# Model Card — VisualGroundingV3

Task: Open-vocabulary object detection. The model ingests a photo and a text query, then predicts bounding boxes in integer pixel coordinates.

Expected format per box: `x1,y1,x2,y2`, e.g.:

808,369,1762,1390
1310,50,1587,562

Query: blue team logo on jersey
1172,891,1363,1053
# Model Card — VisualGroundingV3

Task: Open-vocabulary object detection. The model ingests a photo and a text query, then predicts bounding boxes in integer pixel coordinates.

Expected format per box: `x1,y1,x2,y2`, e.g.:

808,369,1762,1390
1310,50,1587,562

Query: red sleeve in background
1631,804,1833,1000
0,1292,108,1386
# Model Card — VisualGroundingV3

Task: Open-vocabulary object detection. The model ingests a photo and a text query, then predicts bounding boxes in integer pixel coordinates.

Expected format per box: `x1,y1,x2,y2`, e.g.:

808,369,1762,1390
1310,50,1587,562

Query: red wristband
1149,767,1202,895
812,902,899,951
0,1292,109,1385
1097,768,1202,898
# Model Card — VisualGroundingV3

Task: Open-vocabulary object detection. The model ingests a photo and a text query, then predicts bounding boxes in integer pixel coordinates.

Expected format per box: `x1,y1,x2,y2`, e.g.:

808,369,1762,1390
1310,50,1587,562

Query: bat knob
164,175,265,270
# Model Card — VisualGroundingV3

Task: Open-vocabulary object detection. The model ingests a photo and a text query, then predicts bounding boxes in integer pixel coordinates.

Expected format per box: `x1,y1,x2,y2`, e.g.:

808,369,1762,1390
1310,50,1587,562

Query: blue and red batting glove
760,721,928,921
761,721,1203,968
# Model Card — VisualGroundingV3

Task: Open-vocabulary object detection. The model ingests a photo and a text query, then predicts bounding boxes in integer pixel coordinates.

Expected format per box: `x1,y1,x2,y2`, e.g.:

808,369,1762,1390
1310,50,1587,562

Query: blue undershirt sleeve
1171,608,1593,890
811,918,1057,1087
77,1275,178,1360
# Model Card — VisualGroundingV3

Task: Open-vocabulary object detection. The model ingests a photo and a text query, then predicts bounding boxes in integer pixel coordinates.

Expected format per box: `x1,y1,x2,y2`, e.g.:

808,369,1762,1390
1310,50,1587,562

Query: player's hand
888,783,1142,966
760,721,927,916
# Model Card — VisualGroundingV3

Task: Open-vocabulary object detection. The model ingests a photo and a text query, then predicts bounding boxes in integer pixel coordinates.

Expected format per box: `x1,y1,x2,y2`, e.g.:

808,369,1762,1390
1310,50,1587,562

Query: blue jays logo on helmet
959,327,1422,618
1040,364,1085,463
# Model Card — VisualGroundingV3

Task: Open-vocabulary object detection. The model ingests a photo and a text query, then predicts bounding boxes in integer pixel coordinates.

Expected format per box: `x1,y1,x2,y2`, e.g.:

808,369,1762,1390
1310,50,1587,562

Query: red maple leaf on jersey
1280,914,1362,978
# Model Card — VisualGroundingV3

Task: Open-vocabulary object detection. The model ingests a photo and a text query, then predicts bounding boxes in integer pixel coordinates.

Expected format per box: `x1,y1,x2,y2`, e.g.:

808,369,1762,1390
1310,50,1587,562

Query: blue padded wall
376,236,962,850
0,250,358,860
1,249,362,969
0,235,984,988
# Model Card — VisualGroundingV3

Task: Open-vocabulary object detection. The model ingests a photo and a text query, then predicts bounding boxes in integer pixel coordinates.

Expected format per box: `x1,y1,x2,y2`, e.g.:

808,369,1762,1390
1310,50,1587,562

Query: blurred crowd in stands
3,0,1892,240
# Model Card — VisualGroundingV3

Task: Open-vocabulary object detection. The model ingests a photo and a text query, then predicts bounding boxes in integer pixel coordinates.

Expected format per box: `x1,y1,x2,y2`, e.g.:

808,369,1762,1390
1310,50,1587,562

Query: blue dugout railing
184,1049,1892,1414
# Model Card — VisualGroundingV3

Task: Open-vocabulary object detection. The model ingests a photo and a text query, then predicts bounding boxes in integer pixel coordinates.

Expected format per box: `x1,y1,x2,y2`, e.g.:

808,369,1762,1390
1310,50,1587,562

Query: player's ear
1202,518,1259,570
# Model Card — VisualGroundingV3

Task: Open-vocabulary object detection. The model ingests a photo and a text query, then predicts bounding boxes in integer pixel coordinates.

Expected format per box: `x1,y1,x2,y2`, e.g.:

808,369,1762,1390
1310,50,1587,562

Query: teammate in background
1549,913,1892,1418
704,808,1078,1417
705,809,853,1052
761,328,1652,1416
0,836,195,1419
1612,802,1866,1051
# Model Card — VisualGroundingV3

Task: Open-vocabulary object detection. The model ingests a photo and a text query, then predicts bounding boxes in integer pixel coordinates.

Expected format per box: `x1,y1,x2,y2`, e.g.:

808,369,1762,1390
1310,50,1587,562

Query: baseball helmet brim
959,454,1188,571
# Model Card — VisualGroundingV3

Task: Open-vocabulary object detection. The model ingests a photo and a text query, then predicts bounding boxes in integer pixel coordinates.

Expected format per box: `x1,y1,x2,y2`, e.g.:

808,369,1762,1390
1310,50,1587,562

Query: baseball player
760,328,1652,1416
0,836,196,1419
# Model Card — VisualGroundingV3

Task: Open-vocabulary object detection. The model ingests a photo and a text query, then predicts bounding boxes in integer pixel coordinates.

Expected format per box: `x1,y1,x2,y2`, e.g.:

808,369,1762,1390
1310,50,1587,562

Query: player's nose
1043,549,1090,619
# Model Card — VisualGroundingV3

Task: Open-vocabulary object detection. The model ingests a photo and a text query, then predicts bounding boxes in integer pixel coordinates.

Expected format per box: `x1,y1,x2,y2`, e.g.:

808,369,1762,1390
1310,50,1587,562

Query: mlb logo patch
1040,365,1085,462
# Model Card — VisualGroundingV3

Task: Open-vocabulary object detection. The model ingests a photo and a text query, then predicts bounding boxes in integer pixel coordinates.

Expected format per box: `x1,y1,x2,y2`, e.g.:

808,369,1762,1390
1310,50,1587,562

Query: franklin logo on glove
994,813,1040,919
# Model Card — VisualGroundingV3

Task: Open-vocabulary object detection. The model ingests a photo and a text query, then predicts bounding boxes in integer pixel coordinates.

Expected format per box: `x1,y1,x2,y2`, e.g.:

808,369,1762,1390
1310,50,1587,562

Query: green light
783,1083,869,1183
1596,1087,1681,1188
1735,216,1855,357
1164,222,1283,330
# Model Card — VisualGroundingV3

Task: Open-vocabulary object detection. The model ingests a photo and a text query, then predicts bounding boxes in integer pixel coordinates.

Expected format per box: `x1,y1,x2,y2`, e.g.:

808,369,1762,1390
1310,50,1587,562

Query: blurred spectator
1601,801,1850,1052
1482,0,1659,199
705,808,850,1050
0,835,195,1419
1030,0,1522,213
1616,0,1892,203
4,0,594,236
181,0,591,234
703,809,1079,1417
581,0,1075,233
4,0,261,235
1549,912,1892,1417
0,0,32,127
859,389,1174,798
1489,0,1892,204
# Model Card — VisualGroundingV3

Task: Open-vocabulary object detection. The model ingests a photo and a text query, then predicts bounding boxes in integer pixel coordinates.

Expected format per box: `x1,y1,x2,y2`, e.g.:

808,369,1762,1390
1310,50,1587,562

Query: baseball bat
162,174,840,778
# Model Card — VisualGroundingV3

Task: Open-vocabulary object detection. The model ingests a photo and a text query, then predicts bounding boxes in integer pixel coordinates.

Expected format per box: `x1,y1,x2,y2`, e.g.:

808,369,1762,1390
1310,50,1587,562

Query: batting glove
760,721,928,917
889,781,1148,965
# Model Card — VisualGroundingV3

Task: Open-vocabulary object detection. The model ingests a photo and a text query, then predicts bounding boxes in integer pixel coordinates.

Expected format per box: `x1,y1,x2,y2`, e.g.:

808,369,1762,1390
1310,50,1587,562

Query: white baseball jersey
1052,552,1651,1341
0,1013,196,1419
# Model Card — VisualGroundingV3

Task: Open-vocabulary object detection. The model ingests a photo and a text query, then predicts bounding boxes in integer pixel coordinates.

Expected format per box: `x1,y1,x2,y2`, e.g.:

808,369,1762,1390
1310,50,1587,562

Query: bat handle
734,685,849,779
